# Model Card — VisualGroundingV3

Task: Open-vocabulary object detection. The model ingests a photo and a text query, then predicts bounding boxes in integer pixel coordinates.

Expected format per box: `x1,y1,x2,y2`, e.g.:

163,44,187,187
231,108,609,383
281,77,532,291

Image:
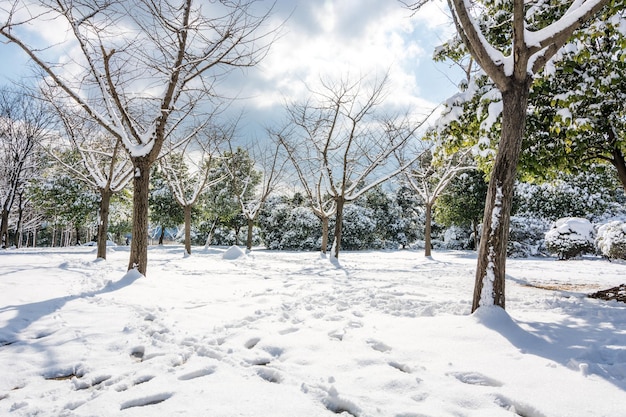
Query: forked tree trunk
128,159,151,275
184,204,192,255
97,189,113,259
246,218,254,250
472,81,530,312
424,202,433,257
320,216,329,254
333,197,345,259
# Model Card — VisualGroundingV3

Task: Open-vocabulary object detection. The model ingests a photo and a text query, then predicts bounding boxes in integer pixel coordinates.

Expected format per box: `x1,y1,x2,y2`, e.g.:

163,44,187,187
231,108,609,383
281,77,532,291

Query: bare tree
236,138,286,251
49,106,133,259
1,0,276,274
276,128,336,254
280,74,425,258
398,139,472,257
0,87,52,248
160,127,228,256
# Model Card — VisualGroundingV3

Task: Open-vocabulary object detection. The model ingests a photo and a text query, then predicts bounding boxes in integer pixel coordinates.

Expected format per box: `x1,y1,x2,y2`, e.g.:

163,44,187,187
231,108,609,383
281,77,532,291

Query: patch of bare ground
588,284,626,303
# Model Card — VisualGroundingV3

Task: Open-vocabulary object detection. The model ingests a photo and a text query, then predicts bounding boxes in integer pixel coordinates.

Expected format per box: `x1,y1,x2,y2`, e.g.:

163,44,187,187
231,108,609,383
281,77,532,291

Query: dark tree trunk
0,209,8,248
97,189,113,259
321,216,329,254
14,194,24,248
157,226,164,245
424,202,433,257
333,197,345,259
75,225,81,245
472,81,531,312
246,218,254,250
610,142,626,193
128,159,151,275
472,220,479,251
184,204,192,255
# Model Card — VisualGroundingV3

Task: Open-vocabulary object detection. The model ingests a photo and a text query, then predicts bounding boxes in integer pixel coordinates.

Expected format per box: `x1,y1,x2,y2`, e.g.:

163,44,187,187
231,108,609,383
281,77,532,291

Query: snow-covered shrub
442,226,471,250
279,207,322,251
545,217,596,260
596,221,626,260
507,215,550,258
340,204,376,250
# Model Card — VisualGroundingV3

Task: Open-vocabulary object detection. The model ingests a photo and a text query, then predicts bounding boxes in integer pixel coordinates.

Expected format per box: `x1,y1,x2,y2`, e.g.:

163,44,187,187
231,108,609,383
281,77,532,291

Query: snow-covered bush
545,217,596,260
507,215,550,258
340,204,377,250
442,226,471,250
596,221,626,260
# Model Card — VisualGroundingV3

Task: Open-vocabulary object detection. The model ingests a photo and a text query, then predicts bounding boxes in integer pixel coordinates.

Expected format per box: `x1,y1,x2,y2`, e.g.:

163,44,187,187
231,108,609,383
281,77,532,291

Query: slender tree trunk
97,189,113,259
75,225,81,245
472,220,479,251
610,143,626,193
246,218,254,250
14,205,23,249
0,209,8,248
472,81,530,312
424,202,432,257
158,226,165,245
128,159,151,275
333,197,345,259
321,216,329,254
184,204,192,255
204,217,218,249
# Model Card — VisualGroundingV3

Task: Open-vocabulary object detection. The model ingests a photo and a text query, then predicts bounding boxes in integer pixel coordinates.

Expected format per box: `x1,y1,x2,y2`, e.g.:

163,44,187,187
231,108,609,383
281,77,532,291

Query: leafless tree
397,138,473,257
237,138,286,251
1,0,277,274
279,74,426,258
48,103,133,259
159,126,229,256
0,87,53,248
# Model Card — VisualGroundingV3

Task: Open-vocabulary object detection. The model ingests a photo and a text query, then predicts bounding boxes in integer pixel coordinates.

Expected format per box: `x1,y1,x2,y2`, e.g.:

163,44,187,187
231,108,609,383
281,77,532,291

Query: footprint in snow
119,392,173,410
449,371,503,387
177,367,216,381
367,338,392,353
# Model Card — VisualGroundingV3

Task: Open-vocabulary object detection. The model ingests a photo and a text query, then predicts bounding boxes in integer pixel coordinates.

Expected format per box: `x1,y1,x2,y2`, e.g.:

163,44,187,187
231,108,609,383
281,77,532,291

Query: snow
1,246,626,416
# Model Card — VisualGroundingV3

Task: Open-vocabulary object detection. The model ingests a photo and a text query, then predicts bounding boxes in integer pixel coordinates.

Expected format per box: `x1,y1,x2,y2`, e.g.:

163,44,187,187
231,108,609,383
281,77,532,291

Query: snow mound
596,221,626,259
545,217,595,259
222,245,246,260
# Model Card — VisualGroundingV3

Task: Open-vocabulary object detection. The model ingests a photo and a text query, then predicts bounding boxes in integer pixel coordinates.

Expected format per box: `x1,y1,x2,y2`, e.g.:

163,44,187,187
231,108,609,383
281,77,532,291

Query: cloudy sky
0,0,462,137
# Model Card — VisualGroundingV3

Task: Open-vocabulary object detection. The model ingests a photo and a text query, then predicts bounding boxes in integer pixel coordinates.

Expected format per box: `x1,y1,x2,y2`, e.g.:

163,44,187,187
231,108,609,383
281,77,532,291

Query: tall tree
48,107,133,259
1,0,276,274
412,0,613,311
398,137,472,256
279,74,423,258
0,87,52,248
160,129,227,256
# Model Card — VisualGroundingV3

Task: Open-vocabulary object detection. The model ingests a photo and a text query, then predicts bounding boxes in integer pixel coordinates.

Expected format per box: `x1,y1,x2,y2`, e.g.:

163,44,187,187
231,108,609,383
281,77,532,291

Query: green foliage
149,166,184,231
435,170,487,229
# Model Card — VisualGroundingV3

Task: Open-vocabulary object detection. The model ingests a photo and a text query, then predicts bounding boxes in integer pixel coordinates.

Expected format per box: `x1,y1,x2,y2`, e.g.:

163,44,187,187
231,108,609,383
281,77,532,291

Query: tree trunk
246,218,254,250
321,216,329,254
472,220,479,251
424,202,432,257
128,159,151,275
610,143,626,193
472,81,530,313
97,189,113,259
204,217,218,249
333,197,345,259
0,209,8,248
184,204,192,255
156,226,163,245
75,225,81,245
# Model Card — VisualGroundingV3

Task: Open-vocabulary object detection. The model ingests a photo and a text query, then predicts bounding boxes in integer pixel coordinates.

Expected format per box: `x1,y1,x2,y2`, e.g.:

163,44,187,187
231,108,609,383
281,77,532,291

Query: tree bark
472,220,479,251
0,209,8,248
128,159,151,275
97,189,113,259
184,204,192,255
321,216,329,254
472,81,531,312
424,202,433,257
333,197,345,259
246,218,254,250
75,225,81,245
610,142,626,193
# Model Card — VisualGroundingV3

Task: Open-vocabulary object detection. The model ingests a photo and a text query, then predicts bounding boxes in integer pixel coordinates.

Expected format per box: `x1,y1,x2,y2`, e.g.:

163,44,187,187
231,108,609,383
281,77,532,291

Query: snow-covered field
1,246,625,417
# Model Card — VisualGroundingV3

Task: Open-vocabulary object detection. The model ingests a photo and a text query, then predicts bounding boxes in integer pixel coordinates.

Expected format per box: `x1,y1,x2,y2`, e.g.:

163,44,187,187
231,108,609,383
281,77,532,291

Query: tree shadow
474,301,626,392
0,270,142,347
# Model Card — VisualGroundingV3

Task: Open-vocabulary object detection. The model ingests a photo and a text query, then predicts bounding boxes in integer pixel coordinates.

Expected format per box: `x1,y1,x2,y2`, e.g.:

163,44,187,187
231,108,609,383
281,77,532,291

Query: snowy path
1,247,625,416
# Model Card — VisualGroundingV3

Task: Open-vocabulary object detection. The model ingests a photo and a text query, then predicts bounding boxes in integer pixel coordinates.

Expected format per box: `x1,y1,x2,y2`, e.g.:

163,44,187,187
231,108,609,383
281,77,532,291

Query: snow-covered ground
1,246,625,417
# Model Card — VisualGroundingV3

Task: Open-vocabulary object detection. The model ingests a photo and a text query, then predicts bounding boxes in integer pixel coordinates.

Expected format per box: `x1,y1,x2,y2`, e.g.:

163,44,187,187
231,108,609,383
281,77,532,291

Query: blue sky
0,0,463,137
